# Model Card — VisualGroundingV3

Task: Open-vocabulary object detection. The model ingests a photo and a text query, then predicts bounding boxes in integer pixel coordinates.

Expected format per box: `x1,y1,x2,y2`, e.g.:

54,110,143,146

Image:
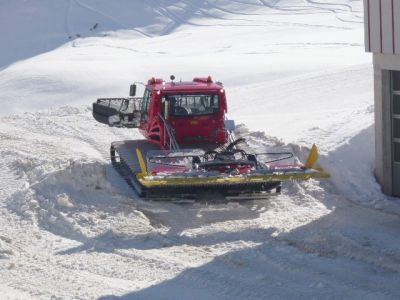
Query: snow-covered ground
1,0,400,299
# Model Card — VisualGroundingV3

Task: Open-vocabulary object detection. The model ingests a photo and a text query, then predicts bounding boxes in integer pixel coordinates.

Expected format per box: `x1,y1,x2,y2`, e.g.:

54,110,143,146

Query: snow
1,0,400,299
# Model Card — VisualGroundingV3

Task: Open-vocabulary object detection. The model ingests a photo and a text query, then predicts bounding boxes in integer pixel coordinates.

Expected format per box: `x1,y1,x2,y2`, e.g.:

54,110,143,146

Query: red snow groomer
93,76,329,200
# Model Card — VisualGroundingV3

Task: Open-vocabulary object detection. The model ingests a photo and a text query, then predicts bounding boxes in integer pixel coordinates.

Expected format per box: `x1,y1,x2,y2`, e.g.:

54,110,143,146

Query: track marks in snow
278,197,400,273
0,0,363,69
72,0,152,38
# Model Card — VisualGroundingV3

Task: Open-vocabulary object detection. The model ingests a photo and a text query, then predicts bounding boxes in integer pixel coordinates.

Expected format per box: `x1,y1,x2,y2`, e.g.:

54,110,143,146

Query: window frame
165,94,220,117
141,88,152,121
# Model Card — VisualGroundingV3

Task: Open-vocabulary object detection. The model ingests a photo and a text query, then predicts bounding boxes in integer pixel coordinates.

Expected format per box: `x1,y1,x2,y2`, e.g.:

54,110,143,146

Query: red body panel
138,77,229,149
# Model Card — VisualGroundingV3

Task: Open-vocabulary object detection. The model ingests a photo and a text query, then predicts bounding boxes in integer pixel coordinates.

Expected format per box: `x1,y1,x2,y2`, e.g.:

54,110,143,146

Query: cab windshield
165,94,219,116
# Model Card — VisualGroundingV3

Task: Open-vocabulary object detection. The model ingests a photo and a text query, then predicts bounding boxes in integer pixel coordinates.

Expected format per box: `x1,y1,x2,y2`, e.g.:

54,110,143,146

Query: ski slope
1,1,400,299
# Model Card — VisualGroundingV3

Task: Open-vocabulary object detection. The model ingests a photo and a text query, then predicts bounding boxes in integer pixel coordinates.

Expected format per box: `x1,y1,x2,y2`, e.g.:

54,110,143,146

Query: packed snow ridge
1,1,400,299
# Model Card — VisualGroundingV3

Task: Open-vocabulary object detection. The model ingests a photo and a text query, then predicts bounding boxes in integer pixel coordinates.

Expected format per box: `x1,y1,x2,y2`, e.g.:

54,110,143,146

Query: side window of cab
141,88,152,121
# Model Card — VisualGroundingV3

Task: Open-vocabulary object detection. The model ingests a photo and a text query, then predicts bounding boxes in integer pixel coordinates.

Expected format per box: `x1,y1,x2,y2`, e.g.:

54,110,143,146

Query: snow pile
9,161,110,238
237,123,386,209
7,155,162,254
320,126,391,207
33,160,113,195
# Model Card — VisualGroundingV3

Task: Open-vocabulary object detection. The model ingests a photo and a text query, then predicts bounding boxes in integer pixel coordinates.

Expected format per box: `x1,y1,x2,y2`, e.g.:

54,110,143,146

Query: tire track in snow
72,0,152,38
305,0,354,12
254,0,363,23
303,0,363,23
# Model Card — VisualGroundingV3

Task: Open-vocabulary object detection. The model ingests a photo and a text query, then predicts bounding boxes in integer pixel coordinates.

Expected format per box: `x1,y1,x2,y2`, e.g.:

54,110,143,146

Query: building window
394,143,400,163
392,71,400,163
394,119,400,139
393,72,400,91
393,95,400,115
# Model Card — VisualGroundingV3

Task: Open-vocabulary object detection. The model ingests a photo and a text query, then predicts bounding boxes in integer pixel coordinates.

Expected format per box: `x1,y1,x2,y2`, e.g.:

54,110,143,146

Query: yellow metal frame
135,146,330,188
137,170,330,188
305,144,318,169
136,148,147,176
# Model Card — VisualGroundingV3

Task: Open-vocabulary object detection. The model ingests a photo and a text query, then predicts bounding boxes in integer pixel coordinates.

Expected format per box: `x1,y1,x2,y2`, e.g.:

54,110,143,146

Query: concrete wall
373,53,400,195
365,1,400,196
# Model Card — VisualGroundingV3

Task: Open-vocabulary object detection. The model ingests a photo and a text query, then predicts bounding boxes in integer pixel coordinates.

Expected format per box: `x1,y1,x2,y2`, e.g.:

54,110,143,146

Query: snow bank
7,156,158,247
319,126,385,203
237,122,392,210
9,161,114,238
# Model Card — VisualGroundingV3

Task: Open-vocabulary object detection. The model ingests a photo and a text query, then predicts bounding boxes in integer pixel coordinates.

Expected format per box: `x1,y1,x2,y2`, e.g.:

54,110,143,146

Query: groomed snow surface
1,0,400,299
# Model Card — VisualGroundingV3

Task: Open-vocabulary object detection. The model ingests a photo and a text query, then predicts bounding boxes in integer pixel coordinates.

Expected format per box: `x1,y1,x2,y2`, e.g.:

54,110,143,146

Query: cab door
139,88,152,134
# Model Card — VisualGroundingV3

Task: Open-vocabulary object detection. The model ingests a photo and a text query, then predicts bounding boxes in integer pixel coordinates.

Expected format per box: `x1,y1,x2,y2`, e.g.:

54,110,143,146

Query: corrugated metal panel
365,0,399,54
382,0,393,53
370,0,382,53
364,0,370,52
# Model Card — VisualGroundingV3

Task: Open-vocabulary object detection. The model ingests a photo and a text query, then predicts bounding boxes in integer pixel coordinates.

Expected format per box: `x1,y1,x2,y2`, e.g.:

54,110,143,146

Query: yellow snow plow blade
135,144,330,188
136,167,330,188
305,144,318,169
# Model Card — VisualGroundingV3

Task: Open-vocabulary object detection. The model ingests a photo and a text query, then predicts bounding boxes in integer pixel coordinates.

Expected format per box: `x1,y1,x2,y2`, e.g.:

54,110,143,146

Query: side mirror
129,84,136,97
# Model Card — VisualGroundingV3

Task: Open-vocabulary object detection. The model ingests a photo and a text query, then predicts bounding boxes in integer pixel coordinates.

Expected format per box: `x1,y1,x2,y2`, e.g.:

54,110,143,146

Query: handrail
255,152,294,164
157,113,180,151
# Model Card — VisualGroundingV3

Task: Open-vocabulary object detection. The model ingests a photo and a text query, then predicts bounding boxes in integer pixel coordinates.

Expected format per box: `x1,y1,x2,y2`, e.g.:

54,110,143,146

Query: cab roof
146,77,223,92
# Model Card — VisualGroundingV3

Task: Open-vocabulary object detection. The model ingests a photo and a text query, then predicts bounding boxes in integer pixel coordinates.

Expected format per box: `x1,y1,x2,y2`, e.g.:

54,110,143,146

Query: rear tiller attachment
93,97,142,128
